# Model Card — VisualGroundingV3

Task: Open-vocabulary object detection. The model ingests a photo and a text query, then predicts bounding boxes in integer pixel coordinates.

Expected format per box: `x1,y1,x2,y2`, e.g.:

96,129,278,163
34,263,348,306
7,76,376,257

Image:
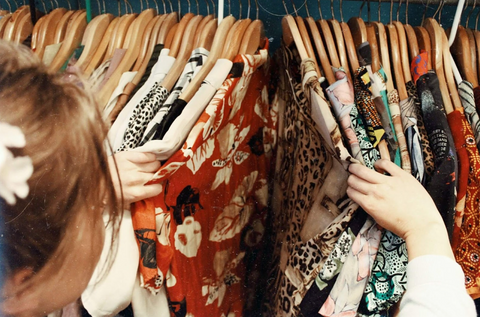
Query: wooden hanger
305,16,335,85
36,8,68,59
441,29,463,110
367,23,381,73
451,25,478,86
103,13,138,63
329,18,352,82
164,22,178,48
238,18,264,55
414,26,432,69
129,14,166,86
424,17,454,114
393,20,413,84
386,24,408,100
178,15,236,103
157,12,178,44
0,13,12,38
48,11,88,73
75,13,114,72
96,8,156,107
295,16,321,75
13,12,32,43
465,27,478,82
167,12,195,58
404,23,419,61
83,17,119,77
475,28,480,83
3,5,29,41
282,15,308,59
193,14,213,46
161,14,203,91
31,14,46,51
131,15,160,72
341,21,360,76
0,10,9,16
318,17,341,69
53,10,76,44
372,22,394,93
196,18,217,50
348,16,368,49
150,13,167,45
221,17,252,61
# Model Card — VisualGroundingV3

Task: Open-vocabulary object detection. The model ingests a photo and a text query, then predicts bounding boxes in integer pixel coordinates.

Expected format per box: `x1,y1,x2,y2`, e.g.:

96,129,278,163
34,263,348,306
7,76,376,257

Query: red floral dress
131,47,277,316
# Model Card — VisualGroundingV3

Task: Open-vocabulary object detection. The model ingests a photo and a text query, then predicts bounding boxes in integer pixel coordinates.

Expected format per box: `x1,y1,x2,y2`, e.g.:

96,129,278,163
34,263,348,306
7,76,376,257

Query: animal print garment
118,83,169,151
406,80,434,183
265,45,358,316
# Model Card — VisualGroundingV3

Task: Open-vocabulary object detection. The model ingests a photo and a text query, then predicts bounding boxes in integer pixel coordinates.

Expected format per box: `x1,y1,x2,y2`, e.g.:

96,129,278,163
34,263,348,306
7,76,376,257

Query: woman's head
0,40,120,316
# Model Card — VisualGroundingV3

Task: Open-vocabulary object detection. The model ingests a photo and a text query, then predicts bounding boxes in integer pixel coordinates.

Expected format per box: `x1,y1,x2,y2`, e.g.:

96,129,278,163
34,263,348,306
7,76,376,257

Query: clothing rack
344,0,472,4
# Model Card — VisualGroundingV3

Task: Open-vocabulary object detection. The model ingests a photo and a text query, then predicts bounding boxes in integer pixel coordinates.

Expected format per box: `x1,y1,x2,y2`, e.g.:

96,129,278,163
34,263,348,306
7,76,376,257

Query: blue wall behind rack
2,0,472,52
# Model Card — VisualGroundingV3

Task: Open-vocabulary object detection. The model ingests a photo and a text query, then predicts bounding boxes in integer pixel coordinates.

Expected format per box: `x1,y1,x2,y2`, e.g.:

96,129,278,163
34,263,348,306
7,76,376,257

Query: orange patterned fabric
447,110,469,251
411,50,429,84
451,110,480,298
131,48,277,316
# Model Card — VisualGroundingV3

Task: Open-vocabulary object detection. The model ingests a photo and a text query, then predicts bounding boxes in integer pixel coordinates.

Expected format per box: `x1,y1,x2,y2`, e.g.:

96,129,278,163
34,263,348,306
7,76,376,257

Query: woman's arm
347,159,476,317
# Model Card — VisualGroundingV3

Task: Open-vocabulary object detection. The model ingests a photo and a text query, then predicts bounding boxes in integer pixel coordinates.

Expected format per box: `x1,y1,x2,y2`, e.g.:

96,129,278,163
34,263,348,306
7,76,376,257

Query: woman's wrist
404,221,455,262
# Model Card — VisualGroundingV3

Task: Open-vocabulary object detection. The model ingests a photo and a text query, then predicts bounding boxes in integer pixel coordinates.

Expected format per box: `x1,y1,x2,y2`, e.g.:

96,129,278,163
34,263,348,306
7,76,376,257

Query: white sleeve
398,255,477,317
81,210,139,316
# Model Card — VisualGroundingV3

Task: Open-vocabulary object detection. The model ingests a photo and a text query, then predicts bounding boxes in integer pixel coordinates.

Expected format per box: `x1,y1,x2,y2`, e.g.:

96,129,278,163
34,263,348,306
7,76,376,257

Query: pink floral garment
319,218,382,316
132,48,277,316
326,68,365,165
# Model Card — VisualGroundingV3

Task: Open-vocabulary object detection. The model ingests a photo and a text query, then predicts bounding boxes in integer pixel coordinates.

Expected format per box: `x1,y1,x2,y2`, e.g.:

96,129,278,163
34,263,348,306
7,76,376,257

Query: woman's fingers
139,160,161,173
374,159,404,177
124,151,157,164
349,162,386,184
347,173,377,195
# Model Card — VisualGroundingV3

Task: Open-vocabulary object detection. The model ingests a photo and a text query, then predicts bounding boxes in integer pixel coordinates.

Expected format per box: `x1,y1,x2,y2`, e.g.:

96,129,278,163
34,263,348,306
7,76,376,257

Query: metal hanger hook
317,0,323,20
466,0,477,28
397,0,403,21
378,0,381,22
305,0,311,17
390,0,393,24
289,0,298,17
340,0,344,22
331,0,335,20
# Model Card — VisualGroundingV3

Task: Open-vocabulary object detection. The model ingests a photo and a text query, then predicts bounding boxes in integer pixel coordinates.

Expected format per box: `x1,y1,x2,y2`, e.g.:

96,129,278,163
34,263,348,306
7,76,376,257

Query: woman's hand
108,151,163,206
347,159,454,261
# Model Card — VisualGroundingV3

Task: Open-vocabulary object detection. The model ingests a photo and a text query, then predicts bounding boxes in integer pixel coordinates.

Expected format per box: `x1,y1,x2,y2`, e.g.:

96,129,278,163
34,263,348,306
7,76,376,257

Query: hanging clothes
140,47,211,146
406,79,435,183
135,56,233,161
357,42,400,166
415,69,458,238
107,48,175,153
325,68,365,165
459,81,480,150
450,108,480,299
130,46,276,316
400,93,426,183
264,44,358,316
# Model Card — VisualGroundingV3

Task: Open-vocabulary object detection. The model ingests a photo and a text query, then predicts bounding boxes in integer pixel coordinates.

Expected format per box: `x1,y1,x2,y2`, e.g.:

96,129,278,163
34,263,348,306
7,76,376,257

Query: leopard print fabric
117,83,169,151
265,45,358,316
406,80,434,181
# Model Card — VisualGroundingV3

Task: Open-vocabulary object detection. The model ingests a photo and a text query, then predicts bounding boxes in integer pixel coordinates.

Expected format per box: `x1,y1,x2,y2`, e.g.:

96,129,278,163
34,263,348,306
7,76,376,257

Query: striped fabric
459,81,480,151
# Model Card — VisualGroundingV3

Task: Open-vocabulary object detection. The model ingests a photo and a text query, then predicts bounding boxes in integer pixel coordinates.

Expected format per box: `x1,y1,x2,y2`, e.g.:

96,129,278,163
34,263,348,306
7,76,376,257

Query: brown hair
0,40,121,285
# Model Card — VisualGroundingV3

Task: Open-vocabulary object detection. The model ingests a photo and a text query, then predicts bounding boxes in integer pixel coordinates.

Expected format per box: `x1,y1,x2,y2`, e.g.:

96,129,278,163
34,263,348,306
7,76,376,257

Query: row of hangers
1,0,266,109
0,1,43,44
451,0,480,89
282,0,468,160
89,0,265,108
